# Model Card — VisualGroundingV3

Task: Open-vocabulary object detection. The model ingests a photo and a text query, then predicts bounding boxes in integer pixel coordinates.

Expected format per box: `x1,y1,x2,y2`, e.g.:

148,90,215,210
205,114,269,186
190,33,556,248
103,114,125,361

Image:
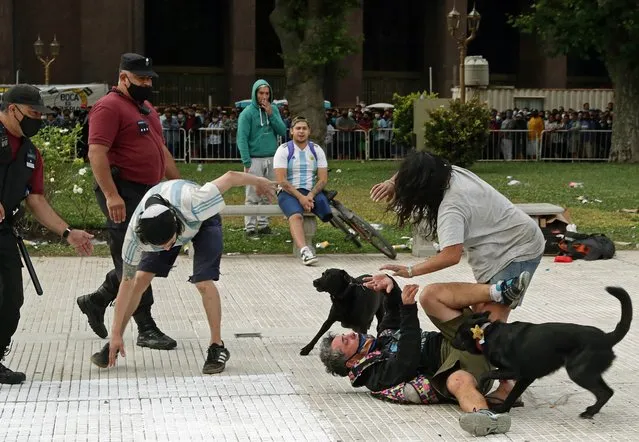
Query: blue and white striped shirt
273,142,328,191
122,179,226,266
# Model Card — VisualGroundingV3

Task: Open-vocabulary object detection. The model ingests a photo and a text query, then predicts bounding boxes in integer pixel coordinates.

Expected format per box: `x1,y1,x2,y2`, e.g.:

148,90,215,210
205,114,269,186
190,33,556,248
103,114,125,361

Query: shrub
423,98,490,168
22,125,100,231
392,91,437,148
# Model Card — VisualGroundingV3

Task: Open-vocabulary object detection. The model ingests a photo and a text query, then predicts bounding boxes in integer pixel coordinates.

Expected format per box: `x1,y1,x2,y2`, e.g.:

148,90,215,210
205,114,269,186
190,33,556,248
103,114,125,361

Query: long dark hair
387,151,452,237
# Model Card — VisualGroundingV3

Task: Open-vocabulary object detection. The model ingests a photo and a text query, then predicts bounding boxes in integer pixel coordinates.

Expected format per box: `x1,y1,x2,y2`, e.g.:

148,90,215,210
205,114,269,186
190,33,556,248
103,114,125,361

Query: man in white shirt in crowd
274,116,331,265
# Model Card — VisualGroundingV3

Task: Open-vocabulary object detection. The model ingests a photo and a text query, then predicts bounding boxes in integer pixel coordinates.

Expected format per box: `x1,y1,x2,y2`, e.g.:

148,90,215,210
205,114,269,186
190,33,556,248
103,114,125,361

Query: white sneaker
459,409,511,436
300,247,318,266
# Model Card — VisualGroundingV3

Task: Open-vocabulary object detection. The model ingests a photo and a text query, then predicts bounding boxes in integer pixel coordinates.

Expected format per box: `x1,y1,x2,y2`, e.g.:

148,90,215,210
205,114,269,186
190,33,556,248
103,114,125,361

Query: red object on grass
554,255,573,263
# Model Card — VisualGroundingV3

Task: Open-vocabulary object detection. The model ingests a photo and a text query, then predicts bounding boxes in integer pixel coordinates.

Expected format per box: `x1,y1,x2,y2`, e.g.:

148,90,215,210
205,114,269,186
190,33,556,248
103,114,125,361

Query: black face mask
126,77,153,104
14,106,43,138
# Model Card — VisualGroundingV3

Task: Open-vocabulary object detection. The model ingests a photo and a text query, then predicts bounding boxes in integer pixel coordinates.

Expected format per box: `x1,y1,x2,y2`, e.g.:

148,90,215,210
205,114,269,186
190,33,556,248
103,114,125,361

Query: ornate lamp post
447,4,481,103
33,34,60,85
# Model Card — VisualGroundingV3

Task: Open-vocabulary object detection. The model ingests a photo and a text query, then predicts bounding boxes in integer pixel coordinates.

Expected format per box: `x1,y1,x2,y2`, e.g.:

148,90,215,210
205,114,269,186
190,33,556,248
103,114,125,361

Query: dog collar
473,323,491,352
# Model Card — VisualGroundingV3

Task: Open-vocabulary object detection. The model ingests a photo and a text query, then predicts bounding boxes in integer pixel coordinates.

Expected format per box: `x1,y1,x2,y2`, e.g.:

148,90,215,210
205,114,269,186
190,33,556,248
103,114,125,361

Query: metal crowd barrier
190,127,240,162
483,130,532,161
538,129,612,161
483,129,612,161
163,128,189,162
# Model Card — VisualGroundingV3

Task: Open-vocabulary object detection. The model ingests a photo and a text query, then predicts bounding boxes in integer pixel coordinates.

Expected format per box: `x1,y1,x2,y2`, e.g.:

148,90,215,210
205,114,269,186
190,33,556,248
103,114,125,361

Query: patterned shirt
273,142,328,191
122,179,226,266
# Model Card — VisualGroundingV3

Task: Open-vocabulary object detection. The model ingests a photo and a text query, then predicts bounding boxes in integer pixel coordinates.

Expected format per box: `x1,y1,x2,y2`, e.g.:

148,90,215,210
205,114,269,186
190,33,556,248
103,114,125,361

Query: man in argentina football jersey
273,116,331,266
89,172,275,374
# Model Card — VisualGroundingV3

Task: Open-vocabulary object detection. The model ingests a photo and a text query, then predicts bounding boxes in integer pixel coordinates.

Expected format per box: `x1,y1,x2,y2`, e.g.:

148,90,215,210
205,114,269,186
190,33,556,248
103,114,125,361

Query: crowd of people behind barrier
487,102,614,161
154,102,402,161
43,100,615,163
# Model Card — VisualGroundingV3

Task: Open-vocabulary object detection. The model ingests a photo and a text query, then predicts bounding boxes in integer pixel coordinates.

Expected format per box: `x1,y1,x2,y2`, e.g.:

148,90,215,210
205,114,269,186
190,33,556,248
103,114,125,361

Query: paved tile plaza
1,252,638,441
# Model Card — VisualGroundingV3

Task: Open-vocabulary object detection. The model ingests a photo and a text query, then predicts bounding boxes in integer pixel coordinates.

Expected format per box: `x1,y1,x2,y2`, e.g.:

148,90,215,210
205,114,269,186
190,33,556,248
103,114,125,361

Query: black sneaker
136,327,177,350
0,363,26,384
497,271,531,309
203,343,230,374
245,229,258,237
90,343,110,368
77,293,108,338
257,226,272,235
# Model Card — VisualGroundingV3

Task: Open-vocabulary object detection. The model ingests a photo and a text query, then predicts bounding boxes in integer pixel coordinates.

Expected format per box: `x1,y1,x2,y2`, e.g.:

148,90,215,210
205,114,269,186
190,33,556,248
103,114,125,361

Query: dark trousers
94,178,156,328
0,232,24,353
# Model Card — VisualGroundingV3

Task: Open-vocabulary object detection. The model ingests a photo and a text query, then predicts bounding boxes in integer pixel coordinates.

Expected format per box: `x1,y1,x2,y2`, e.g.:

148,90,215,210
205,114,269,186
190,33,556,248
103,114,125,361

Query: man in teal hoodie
237,79,287,235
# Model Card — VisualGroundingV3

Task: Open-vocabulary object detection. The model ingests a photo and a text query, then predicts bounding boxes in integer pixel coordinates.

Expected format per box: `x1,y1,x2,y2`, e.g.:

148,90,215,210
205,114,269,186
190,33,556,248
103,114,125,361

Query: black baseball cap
1,84,54,114
119,53,158,78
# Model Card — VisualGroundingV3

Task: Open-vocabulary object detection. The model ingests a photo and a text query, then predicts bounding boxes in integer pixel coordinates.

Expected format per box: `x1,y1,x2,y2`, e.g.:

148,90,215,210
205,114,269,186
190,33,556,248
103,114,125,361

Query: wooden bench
411,203,566,257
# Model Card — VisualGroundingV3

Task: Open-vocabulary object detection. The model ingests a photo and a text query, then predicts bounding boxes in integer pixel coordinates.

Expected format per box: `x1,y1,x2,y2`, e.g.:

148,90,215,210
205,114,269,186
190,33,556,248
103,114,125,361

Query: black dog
452,286,632,419
300,268,385,356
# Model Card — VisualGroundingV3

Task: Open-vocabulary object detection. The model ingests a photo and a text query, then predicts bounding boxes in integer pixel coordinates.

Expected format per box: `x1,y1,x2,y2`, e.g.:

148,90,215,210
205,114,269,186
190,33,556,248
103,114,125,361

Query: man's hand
362,274,395,293
379,264,412,278
401,284,420,305
254,177,277,201
67,229,95,256
370,180,395,202
108,334,126,367
0,202,4,223
106,193,126,223
299,194,314,212
260,99,273,116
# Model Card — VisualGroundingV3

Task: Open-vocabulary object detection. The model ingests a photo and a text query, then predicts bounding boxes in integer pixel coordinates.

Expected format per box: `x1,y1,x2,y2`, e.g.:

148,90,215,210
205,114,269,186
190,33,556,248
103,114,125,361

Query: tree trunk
608,60,639,163
270,0,327,146
285,69,327,145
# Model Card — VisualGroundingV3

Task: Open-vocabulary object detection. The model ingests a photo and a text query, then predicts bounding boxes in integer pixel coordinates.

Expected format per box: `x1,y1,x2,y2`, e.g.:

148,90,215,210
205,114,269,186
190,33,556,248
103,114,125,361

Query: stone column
518,34,567,88
0,0,14,83
80,0,135,84
227,0,256,104
424,0,467,98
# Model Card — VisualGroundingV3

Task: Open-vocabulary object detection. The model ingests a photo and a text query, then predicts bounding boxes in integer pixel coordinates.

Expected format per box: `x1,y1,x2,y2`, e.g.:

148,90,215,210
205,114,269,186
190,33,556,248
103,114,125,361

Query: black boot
134,311,177,350
0,363,26,384
76,286,113,339
1,346,26,384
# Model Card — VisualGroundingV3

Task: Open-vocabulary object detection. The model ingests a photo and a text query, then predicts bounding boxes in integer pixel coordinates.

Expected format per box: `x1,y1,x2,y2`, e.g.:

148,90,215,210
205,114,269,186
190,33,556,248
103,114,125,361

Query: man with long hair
369,151,545,424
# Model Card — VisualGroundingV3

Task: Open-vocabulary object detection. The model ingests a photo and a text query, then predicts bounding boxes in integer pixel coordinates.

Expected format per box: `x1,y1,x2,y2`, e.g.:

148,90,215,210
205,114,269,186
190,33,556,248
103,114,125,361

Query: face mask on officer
125,76,153,104
13,105,43,138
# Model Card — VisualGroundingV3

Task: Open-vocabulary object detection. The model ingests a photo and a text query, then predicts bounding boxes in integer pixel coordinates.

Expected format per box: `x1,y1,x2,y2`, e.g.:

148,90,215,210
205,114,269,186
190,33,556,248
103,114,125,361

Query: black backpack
558,232,616,260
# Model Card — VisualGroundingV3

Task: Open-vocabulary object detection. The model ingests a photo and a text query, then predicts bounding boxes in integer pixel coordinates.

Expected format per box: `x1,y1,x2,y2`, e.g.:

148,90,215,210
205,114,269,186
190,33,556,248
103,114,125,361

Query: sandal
485,393,524,409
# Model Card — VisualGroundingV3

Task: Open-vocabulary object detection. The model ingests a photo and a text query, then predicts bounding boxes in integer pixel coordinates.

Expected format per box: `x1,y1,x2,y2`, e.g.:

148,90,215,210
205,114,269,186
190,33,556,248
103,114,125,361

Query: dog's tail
605,286,633,346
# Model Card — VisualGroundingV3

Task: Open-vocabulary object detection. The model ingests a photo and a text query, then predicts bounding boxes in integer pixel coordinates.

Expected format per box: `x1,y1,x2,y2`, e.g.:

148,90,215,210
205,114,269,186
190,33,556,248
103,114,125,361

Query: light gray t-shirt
436,166,545,282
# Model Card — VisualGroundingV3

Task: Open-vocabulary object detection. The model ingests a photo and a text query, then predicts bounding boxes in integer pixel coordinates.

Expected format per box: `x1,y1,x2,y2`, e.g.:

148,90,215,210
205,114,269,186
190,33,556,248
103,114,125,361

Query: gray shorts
483,254,542,304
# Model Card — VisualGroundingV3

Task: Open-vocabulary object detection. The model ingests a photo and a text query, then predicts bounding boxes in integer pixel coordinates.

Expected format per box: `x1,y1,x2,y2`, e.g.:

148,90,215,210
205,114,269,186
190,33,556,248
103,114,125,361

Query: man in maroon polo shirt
76,53,180,351
0,84,94,384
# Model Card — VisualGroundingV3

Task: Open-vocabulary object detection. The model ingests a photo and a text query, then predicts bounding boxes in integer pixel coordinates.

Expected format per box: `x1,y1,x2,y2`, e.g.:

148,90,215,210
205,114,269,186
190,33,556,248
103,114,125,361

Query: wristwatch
62,227,72,239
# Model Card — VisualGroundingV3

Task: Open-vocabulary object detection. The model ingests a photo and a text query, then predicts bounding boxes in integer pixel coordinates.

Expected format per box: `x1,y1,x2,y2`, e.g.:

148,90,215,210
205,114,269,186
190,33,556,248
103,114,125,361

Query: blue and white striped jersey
273,142,328,191
122,179,226,266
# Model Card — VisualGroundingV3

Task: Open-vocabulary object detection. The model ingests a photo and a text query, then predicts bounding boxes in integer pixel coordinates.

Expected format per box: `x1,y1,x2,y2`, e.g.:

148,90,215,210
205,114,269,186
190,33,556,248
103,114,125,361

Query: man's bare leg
419,282,492,322
447,370,489,412
195,281,222,345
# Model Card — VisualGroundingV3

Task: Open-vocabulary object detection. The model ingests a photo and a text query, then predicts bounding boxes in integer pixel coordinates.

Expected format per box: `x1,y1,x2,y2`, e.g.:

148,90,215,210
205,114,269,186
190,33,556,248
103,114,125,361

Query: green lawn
27,161,639,256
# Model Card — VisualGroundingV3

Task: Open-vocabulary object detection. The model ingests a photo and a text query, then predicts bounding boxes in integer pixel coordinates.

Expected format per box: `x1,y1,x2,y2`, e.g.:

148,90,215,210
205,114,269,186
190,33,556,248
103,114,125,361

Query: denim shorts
485,254,543,304
138,215,223,283
277,189,333,222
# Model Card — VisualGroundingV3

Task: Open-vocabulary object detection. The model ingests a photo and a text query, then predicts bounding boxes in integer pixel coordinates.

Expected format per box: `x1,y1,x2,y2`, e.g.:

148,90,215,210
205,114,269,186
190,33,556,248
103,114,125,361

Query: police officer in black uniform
0,84,94,384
